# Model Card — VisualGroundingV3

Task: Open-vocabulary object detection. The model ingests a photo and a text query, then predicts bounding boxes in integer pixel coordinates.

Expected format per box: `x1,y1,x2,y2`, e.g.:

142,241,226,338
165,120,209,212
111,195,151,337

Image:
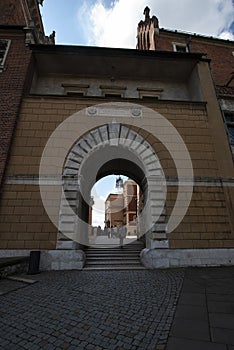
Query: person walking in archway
119,225,126,248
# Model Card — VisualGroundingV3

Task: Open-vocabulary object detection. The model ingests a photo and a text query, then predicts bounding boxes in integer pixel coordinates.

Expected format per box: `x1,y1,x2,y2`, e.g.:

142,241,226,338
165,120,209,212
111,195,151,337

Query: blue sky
40,0,116,45
40,0,234,47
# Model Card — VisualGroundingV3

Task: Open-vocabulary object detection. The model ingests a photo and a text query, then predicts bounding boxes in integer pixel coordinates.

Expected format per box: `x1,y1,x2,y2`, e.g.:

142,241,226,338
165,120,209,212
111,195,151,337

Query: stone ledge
56,241,80,250
40,250,86,271
140,248,234,269
0,250,31,258
0,257,29,278
0,250,86,271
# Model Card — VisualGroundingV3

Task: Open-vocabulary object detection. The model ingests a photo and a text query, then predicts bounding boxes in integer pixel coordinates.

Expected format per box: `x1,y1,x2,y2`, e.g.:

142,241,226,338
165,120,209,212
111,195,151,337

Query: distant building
104,180,139,236
123,180,138,235
105,193,124,229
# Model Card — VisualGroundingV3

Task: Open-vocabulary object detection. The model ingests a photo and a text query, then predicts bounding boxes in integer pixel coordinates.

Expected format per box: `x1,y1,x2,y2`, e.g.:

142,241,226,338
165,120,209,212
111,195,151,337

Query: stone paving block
29,345,40,350
169,318,210,341
208,301,234,314
206,286,234,295
166,337,227,350
68,345,79,350
209,313,234,329
182,284,206,294
208,294,234,303
174,304,208,321
7,346,20,350
178,292,206,306
211,328,234,345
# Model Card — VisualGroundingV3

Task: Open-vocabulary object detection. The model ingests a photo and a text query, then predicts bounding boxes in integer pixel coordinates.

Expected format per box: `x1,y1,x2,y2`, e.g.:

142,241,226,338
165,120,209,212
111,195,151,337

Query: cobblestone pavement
0,269,184,350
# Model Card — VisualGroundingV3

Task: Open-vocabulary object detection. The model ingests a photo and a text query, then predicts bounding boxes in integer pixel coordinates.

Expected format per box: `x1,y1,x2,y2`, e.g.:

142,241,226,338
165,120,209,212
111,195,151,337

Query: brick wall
0,0,47,188
0,30,31,187
0,0,25,25
156,30,234,87
0,0,43,32
168,185,233,249
0,184,57,249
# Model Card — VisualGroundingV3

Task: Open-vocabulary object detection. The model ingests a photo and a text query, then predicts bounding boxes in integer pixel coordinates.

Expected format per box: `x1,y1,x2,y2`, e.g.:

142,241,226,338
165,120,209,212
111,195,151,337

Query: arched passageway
58,123,167,248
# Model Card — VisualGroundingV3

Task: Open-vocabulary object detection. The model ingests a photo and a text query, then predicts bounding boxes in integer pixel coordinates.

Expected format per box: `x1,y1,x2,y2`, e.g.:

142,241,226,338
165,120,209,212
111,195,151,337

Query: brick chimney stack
137,7,159,50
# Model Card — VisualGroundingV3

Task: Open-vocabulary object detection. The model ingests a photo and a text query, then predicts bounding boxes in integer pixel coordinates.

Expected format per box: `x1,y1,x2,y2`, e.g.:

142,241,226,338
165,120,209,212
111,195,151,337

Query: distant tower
137,6,159,50
115,176,123,193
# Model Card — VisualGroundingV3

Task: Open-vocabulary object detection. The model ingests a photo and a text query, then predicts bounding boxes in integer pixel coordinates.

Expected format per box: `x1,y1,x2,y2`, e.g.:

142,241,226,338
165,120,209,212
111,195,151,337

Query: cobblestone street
0,270,184,350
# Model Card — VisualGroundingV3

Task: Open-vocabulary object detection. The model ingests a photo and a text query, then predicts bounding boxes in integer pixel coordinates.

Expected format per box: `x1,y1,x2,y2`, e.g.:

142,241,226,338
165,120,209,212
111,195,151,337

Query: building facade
105,180,138,236
0,4,234,269
137,7,234,158
105,193,124,229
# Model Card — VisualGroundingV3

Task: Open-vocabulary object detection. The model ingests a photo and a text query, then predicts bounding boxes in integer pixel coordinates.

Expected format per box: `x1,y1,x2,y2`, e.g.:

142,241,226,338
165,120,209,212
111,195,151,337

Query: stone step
86,256,141,261
86,245,144,249
86,261,142,266
84,240,144,270
85,250,142,255
84,265,146,271
86,242,145,249
88,242,144,246
86,252,141,256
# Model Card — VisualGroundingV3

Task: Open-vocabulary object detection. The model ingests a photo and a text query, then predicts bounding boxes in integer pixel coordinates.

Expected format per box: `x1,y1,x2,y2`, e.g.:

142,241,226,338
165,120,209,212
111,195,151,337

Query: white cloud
79,0,234,48
219,31,234,40
91,196,105,228
92,208,105,227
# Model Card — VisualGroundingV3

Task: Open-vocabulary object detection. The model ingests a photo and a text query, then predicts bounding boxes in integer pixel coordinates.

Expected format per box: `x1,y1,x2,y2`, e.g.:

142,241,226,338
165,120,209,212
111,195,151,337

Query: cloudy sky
41,0,234,47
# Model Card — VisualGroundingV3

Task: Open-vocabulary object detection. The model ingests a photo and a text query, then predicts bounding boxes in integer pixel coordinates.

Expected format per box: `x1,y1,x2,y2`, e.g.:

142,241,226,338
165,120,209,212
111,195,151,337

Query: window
0,39,11,70
224,112,234,123
228,126,234,143
137,87,163,99
62,83,89,96
100,85,126,98
104,93,122,98
173,42,188,53
224,112,234,157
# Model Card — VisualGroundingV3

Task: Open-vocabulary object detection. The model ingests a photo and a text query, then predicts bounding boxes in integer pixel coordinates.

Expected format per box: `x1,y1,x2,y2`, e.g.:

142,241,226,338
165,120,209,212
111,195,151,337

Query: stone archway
57,123,167,248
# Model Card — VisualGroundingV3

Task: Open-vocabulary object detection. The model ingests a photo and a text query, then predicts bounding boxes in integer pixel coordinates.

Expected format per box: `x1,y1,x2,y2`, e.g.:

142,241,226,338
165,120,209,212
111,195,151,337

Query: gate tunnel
58,123,167,247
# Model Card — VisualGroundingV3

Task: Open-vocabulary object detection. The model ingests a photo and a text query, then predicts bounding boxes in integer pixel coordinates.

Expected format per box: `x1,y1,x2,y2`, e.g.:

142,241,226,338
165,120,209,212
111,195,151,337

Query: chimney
137,7,159,50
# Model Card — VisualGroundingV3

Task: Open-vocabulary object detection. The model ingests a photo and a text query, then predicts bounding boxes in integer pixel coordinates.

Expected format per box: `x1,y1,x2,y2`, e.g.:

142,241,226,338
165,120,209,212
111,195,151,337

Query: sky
40,0,234,227
40,0,234,47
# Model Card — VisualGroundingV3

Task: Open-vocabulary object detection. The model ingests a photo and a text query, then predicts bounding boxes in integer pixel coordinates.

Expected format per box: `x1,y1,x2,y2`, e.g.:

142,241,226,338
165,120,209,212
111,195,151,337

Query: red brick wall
156,30,234,86
0,0,25,25
0,30,31,187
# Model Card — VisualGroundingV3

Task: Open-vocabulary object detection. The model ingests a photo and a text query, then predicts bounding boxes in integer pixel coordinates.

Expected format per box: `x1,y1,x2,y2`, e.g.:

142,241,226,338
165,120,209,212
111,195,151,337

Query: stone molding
141,248,234,269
